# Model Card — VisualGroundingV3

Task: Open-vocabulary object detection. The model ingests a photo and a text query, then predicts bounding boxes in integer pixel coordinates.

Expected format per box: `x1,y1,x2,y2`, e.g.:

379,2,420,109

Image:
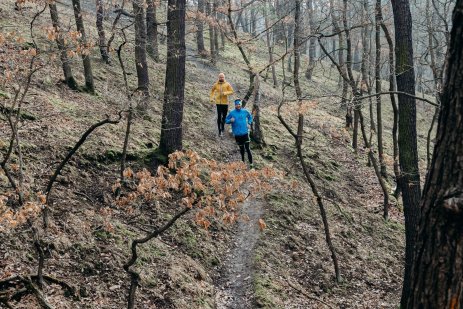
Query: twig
113,8,134,18
285,277,335,309
74,191,94,205
23,276,53,309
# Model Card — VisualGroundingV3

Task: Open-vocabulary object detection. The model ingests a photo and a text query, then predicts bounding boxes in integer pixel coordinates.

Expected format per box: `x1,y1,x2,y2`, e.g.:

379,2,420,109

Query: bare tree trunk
159,0,186,156
375,0,386,177
390,0,422,306
213,0,220,57
406,2,463,305
305,0,316,80
341,0,358,150
147,0,160,62
133,0,150,106
195,0,206,56
72,0,95,94
251,76,265,145
48,3,78,90
329,0,349,127
207,1,216,63
265,0,277,88
96,0,110,64
380,19,401,197
251,7,257,36
292,0,340,282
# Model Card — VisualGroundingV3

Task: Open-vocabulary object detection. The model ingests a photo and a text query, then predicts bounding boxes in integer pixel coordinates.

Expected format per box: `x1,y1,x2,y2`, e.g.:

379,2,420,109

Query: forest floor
0,0,435,308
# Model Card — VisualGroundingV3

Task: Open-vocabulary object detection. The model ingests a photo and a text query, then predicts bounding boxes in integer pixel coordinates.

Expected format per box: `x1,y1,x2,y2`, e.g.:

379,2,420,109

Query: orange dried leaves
115,150,281,230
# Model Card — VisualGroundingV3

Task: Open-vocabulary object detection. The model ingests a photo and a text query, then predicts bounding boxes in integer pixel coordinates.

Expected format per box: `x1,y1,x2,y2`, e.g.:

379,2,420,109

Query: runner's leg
221,105,228,132
239,145,245,161
245,142,253,164
216,105,222,134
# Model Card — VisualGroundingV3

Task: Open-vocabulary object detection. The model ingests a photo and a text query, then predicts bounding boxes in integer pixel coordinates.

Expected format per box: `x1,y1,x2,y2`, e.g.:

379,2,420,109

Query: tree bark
159,0,186,156
406,1,463,306
329,0,349,127
305,0,316,80
264,0,277,88
213,0,220,57
390,0,422,306
207,1,216,62
133,0,150,105
147,0,160,62
96,0,110,64
375,0,386,177
380,19,401,197
48,3,78,90
251,76,265,145
292,0,340,282
196,0,207,56
341,0,358,150
72,0,95,94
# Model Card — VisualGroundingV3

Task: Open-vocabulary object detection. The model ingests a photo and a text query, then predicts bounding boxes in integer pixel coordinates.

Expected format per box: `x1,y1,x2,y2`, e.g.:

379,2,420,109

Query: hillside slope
0,1,409,308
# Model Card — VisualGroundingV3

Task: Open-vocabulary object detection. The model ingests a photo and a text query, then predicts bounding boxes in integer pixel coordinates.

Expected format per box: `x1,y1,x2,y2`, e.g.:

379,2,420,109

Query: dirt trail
206,109,263,308
215,197,263,309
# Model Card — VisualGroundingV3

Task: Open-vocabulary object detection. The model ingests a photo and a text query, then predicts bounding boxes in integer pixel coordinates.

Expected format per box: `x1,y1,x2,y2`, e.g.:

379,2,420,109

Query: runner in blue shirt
225,99,253,167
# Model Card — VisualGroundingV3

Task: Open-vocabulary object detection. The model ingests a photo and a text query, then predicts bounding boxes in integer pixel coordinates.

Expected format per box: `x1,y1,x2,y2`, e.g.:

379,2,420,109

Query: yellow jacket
210,81,234,105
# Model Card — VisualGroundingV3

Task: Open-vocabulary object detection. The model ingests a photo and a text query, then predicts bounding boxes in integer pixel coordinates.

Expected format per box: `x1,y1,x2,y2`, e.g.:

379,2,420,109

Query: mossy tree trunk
390,0,422,306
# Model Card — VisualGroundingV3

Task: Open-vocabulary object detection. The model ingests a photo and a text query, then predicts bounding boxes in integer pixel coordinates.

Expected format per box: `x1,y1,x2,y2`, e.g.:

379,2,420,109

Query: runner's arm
222,83,234,96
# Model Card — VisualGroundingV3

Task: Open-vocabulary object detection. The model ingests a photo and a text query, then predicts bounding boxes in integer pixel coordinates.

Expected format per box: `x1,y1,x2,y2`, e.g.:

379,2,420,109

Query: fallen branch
285,277,335,309
24,276,53,309
113,8,134,18
0,273,77,301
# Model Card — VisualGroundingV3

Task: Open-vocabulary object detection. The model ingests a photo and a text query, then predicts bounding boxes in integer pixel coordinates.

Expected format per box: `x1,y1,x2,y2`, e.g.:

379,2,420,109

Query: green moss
253,275,281,308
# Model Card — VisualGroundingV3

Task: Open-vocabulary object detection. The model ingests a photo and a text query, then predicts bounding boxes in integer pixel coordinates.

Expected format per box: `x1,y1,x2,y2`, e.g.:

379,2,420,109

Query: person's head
234,99,242,110
218,73,225,83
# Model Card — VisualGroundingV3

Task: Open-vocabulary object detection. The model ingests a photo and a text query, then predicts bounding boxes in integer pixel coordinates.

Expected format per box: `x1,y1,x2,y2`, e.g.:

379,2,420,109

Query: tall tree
72,0,95,93
264,0,277,87
213,0,220,57
96,0,110,64
375,0,386,177
133,0,150,102
329,0,350,128
405,1,463,306
380,13,401,197
206,1,216,62
147,0,160,62
304,0,316,80
48,2,78,90
196,0,207,56
291,0,340,282
159,0,186,156
390,0,422,306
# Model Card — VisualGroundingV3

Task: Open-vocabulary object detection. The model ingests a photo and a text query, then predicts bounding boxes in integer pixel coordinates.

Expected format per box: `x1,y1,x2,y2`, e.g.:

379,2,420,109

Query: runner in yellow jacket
210,73,234,137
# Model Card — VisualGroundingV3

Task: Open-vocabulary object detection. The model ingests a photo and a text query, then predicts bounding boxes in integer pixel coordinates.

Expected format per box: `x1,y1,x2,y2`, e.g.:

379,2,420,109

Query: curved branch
45,114,122,203
124,206,191,309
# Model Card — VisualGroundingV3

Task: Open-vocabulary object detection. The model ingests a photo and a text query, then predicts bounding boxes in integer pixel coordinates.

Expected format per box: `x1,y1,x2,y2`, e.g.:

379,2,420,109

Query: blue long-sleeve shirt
225,108,253,136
